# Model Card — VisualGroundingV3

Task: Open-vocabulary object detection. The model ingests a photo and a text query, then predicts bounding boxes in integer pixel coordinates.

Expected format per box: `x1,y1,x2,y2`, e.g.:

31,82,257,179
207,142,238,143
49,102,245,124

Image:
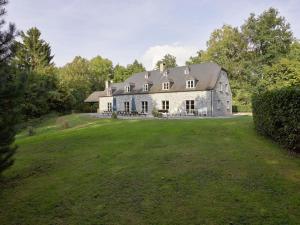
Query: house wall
212,70,232,116
99,91,213,115
98,70,232,116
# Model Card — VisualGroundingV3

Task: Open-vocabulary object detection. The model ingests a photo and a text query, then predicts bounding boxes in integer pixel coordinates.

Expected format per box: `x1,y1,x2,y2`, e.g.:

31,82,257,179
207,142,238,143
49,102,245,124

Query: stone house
85,62,232,116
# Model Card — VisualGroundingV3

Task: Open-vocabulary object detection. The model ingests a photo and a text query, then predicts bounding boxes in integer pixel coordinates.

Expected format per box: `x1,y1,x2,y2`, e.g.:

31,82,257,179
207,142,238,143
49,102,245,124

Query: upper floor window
125,85,130,93
143,83,149,92
186,80,195,88
225,84,229,93
162,82,170,90
219,82,223,92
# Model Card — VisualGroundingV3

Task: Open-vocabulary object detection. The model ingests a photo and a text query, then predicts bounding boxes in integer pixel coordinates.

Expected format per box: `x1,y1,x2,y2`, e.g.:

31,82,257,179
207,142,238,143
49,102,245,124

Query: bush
111,112,117,119
27,126,35,136
232,104,252,113
252,86,300,152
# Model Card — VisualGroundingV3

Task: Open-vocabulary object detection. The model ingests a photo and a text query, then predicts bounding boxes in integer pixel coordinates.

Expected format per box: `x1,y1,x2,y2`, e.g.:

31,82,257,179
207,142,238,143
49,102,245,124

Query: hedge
232,104,252,113
252,87,300,152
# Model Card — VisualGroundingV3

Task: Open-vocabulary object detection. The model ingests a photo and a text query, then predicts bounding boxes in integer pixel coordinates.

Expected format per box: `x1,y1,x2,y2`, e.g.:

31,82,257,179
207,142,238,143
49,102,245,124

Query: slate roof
85,62,223,102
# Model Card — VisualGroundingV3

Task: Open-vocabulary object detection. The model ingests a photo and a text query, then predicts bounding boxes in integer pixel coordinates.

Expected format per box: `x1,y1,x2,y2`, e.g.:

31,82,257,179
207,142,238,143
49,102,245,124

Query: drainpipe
211,90,213,117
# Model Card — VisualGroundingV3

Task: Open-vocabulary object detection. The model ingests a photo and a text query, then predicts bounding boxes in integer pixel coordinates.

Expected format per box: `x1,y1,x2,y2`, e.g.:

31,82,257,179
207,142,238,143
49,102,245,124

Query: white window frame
186,80,195,88
225,84,229,93
162,82,170,90
217,100,221,110
141,101,148,113
143,83,149,92
162,100,169,111
219,82,223,92
125,85,130,93
107,102,112,112
124,101,130,112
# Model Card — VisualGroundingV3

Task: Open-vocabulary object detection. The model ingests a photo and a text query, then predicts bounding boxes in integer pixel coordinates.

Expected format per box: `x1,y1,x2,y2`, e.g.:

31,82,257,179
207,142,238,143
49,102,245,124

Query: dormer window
143,83,149,92
162,82,170,90
184,67,190,75
186,80,195,88
125,85,130,93
163,70,168,76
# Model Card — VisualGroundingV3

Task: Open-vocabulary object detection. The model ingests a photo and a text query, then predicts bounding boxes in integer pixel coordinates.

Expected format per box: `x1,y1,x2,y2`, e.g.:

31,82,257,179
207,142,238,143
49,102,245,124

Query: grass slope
1,115,300,225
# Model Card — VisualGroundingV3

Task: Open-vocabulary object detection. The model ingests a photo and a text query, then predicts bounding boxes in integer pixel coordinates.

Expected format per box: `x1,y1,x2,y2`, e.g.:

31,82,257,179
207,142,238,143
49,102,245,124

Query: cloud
141,44,198,70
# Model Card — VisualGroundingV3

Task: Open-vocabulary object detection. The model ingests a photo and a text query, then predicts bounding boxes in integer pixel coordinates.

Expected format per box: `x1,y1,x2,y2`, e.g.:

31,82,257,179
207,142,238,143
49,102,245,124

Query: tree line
1,0,299,176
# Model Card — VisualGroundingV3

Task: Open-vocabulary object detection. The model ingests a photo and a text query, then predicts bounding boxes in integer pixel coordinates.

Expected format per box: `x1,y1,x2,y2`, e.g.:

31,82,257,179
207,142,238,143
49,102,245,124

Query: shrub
232,104,252,113
27,126,35,136
252,86,300,152
111,112,117,119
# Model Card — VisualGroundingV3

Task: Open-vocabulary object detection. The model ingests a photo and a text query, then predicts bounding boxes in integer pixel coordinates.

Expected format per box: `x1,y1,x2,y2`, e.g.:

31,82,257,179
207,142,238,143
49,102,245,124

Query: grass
1,114,300,225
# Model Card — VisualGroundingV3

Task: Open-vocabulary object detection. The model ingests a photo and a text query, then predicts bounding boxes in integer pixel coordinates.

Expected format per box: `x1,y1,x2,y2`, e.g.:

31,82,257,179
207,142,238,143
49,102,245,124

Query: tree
59,56,91,111
186,50,205,65
260,58,300,90
126,59,145,74
242,8,294,69
113,64,128,82
13,27,54,72
288,40,300,61
89,56,113,91
0,0,20,175
155,54,177,69
113,60,145,83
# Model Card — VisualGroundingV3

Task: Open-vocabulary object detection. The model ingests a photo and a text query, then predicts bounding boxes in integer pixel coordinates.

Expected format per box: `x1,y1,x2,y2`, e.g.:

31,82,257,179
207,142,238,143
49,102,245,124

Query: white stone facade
98,70,232,117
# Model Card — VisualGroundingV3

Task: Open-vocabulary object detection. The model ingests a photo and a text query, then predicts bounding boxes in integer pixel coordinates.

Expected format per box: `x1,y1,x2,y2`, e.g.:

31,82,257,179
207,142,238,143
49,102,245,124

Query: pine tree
14,27,54,72
0,0,20,176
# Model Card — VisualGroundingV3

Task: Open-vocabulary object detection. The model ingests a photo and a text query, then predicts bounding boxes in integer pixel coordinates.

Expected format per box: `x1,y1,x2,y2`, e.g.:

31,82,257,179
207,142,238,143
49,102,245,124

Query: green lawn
1,115,300,225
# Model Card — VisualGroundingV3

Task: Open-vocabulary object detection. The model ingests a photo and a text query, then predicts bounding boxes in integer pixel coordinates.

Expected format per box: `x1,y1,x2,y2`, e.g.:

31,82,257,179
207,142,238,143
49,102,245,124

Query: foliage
252,87,300,152
155,54,177,69
111,112,117,119
287,40,300,61
27,126,35,136
13,27,54,72
113,60,145,82
2,115,300,224
89,55,113,91
260,58,300,90
126,59,145,75
0,0,21,176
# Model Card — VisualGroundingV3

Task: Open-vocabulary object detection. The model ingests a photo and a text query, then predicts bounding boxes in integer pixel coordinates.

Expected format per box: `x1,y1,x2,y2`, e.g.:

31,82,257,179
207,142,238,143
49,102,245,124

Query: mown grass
1,115,300,225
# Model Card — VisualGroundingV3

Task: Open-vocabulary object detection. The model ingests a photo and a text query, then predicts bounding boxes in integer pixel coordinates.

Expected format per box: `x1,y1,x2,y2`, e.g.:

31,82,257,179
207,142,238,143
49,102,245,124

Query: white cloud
141,44,198,70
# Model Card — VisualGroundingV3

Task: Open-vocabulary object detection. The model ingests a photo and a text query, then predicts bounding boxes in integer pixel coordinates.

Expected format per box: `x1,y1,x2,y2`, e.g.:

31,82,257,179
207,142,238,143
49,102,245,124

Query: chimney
159,63,165,72
111,80,114,84
105,80,109,89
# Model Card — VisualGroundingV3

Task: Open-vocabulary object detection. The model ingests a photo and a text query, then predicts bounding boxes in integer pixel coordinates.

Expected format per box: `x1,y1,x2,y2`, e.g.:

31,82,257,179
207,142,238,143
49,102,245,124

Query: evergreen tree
0,0,20,176
155,54,177,70
14,27,54,72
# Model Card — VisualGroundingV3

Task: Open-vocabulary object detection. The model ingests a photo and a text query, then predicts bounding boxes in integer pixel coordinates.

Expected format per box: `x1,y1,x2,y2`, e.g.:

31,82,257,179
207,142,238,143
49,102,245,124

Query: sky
5,0,300,70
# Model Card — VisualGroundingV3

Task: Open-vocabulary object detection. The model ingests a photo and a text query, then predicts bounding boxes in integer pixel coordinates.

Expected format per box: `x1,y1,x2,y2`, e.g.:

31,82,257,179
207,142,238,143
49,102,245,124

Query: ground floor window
226,100,230,111
124,101,130,112
186,100,195,113
107,102,112,112
141,101,148,113
217,100,221,110
162,100,169,111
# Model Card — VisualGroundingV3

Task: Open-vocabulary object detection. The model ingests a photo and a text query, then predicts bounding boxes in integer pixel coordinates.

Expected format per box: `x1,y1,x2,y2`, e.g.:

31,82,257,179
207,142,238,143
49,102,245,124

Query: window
162,82,170,90
124,101,130,112
227,101,230,111
186,80,195,88
143,83,149,92
162,100,169,111
225,84,229,93
186,100,195,114
219,82,223,92
125,85,130,93
163,71,168,76
141,101,148,113
217,100,221,110
107,102,112,112
145,72,149,79
184,67,190,75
